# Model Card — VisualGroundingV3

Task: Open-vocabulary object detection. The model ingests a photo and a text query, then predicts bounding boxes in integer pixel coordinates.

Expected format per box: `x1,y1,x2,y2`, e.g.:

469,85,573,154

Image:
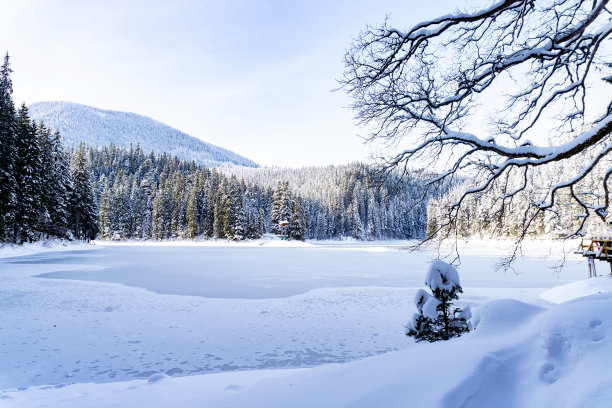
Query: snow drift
4,291,612,408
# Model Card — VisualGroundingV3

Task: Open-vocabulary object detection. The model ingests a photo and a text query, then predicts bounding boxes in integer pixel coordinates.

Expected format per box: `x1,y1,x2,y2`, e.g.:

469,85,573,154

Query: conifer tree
37,124,54,236
14,105,43,242
35,125,70,238
213,180,228,239
135,176,153,238
349,201,364,240
271,181,293,236
0,53,18,240
226,176,245,240
51,132,73,238
186,185,199,238
289,199,306,241
98,181,112,238
406,261,471,342
70,144,98,240
152,172,173,239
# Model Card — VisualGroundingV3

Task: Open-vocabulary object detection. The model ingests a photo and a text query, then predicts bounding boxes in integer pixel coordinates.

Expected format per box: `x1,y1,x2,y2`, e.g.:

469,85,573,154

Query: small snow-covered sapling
406,260,471,342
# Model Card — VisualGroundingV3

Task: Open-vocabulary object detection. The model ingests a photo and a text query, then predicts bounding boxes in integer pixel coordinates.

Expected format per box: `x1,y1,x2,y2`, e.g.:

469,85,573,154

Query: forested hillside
28,101,258,168
90,144,431,241
225,165,432,240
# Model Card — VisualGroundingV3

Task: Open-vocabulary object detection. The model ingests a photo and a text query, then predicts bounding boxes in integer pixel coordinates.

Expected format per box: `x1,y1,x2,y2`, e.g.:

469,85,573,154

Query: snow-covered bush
406,260,471,342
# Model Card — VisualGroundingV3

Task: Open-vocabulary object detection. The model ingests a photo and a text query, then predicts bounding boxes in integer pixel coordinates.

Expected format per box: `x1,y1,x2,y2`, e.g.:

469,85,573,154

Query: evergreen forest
0,54,97,243
91,144,431,241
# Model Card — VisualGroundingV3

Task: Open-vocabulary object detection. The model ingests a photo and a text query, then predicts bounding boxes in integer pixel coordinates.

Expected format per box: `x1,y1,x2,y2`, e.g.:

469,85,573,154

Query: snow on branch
341,0,612,253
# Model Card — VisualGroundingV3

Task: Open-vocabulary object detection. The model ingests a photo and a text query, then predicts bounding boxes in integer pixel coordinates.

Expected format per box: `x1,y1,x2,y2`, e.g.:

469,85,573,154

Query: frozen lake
0,241,589,389
25,242,586,299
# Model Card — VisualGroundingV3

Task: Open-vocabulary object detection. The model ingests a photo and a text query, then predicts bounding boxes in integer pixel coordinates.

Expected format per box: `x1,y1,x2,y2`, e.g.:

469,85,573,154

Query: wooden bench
576,237,612,277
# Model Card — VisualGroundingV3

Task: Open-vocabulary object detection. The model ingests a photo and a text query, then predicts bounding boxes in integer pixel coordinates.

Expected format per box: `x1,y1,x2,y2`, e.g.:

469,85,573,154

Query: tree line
426,151,611,240
90,144,431,241
0,54,97,243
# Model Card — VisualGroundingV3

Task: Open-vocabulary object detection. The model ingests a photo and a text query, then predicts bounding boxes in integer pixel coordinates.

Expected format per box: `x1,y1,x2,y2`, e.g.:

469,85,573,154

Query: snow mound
442,294,612,408
540,275,612,304
425,260,460,290
471,298,544,334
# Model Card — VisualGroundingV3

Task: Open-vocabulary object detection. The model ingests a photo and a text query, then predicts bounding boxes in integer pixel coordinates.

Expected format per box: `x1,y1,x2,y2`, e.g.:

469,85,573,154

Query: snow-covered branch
341,0,612,246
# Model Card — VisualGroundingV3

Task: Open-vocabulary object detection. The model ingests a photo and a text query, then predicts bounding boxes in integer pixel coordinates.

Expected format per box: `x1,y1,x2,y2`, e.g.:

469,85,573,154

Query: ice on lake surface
0,242,588,388
26,244,585,299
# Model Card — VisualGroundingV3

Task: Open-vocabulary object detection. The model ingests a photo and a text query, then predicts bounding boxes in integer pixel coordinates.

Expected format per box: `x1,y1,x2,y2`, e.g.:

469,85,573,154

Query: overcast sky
2,0,475,167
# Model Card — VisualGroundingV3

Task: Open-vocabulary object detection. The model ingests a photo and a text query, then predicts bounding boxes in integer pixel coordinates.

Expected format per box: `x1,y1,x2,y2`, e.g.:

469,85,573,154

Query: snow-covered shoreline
91,236,584,258
0,239,98,259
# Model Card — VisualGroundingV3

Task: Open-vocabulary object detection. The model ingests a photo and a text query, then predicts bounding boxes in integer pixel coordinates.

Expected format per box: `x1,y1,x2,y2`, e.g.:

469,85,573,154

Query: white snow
0,239,96,259
421,294,441,320
540,274,612,304
425,260,460,290
0,239,609,407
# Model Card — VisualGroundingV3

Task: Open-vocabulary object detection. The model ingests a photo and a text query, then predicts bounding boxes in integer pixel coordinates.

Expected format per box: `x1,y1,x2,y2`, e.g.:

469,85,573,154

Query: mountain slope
28,101,257,168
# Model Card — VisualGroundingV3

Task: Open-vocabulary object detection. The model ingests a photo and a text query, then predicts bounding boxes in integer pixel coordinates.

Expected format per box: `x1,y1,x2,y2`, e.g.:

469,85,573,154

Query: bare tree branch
341,0,612,265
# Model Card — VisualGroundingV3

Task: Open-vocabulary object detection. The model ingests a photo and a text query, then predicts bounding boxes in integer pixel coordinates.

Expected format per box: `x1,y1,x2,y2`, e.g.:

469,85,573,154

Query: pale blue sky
2,0,474,167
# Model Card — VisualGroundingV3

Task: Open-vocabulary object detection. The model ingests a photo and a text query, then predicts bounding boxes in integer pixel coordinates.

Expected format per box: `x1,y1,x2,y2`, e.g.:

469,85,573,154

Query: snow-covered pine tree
257,207,266,237
271,181,284,234
37,124,54,237
0,53,18,241
151,190,165,239
186,184,199,238
70,143,98,241
98,180,112,238
37,128,71,238
14,105,43,243
170,171,187,237
112,172,132,238
135,176,153,238
213,179,228,239
289,199,305,240
230,177,246,240
51,132,73,238
348,201,364,240
152,171,173,239
406,260,471,342
190,168,208,238
243,184,262,239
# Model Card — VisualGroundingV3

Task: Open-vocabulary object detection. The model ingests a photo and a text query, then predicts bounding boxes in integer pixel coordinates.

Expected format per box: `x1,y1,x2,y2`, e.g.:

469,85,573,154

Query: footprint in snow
590,319,605,342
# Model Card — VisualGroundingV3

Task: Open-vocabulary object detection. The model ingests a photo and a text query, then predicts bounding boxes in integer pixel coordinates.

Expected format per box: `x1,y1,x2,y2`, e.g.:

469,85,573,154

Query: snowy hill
28,101,258,168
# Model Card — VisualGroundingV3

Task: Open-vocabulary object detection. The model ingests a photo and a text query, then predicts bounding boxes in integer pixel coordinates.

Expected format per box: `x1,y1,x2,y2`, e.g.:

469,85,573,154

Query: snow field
2,264,543,390
4,291,612,407
0,240,604,407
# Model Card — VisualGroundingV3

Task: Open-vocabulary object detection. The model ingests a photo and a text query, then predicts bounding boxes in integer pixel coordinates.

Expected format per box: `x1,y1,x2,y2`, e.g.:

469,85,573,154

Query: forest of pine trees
89,144,430,241
0,54,97,243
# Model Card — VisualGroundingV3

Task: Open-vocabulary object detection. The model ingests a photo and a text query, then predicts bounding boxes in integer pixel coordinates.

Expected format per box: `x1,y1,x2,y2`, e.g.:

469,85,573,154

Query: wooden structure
277,220,289,240
576,236,612,277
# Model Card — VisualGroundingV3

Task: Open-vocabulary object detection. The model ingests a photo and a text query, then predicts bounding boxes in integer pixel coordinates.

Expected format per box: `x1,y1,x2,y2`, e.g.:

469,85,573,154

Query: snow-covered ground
1,239,606,407
0,239,96,259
